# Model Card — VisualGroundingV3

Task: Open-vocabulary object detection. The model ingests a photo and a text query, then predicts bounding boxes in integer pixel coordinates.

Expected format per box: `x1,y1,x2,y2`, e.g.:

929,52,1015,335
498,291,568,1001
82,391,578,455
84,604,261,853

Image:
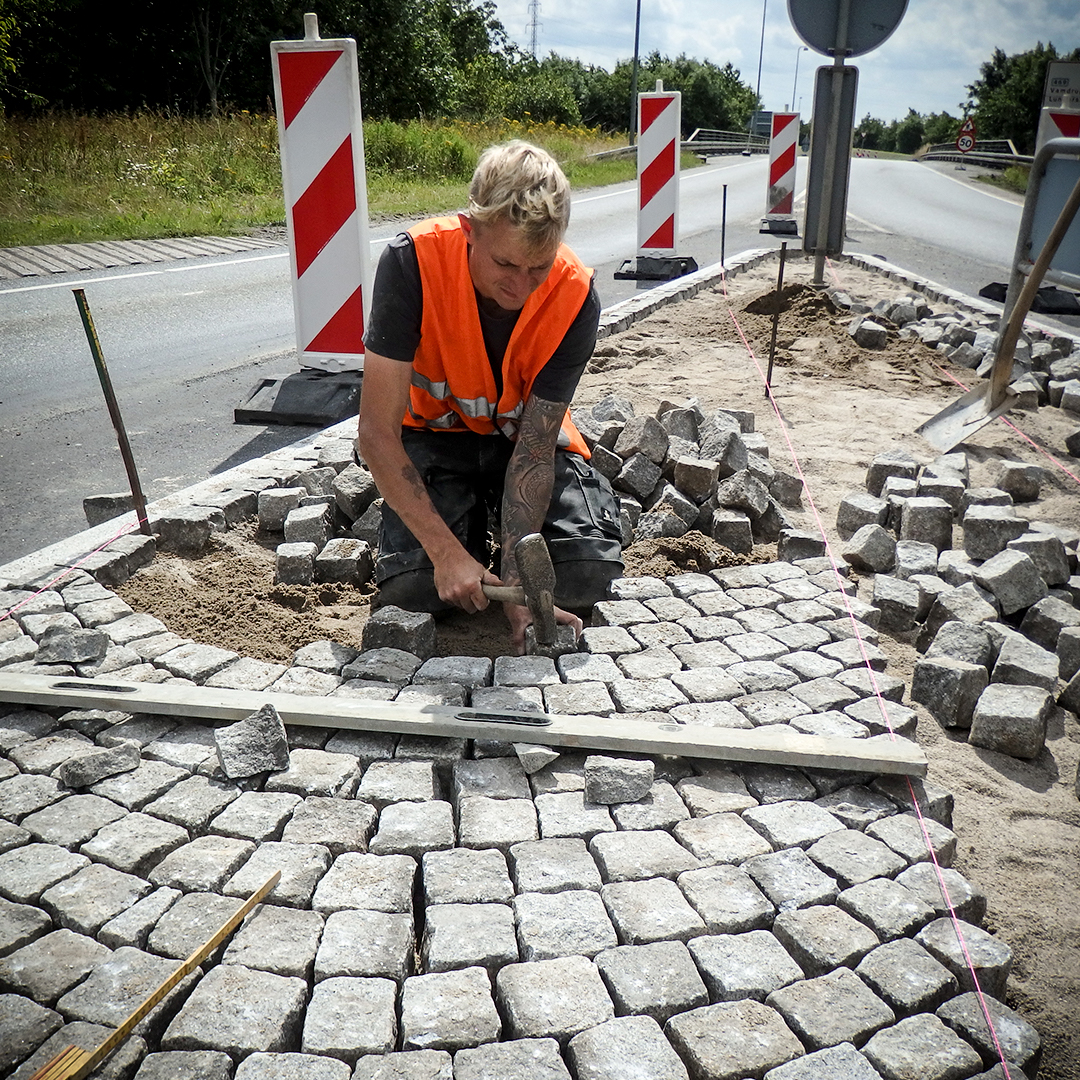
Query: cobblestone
509,838,601,894
601,877,706,944
668,773,752,824
593,940,707,1023
315,909,413,982
225,905,325,980
767,967,894,1051
423,902,517,971
496,955,613,1044
863,1012,983,1080
401,967,501,1051
589,829,700,881
302,975,396,1060
569,1014,689,1080
688,929,803,1001
666,998,803,1079
513,889,617,959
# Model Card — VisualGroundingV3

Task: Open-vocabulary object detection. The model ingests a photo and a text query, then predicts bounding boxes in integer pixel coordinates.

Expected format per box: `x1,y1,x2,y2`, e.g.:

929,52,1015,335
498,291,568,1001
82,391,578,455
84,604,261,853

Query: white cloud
491,0,1078,123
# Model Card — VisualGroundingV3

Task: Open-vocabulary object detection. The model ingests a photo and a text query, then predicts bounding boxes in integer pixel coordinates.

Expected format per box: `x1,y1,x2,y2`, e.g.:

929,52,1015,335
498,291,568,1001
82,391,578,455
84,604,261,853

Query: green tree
892,108,925,155
0,1,15,97
965,41,1080,154
923,110,961,146
0,0,512,118
562,52,758,135
854,113,887,151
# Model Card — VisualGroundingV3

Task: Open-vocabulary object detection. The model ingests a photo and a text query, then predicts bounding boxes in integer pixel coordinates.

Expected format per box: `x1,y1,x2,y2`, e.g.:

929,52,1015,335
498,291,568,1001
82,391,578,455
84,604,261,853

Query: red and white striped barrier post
616,80,697,281
761,111,799,234
637,81,681,256
1036,105,1080,154
271,13,371,373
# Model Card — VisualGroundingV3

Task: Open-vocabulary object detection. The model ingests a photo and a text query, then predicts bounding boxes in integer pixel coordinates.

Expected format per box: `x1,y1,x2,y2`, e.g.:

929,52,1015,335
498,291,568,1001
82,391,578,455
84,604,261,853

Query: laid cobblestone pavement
0,545,1042,1080
2,249,1072,1078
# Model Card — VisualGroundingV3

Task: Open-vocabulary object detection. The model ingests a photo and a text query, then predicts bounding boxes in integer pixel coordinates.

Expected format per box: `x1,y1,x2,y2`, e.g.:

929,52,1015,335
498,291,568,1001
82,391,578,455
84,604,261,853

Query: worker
357,140,624,654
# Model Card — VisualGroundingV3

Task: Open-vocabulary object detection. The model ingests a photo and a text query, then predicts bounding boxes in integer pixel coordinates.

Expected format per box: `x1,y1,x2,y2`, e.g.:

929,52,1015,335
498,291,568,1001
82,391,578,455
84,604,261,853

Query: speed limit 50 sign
956,118,977,154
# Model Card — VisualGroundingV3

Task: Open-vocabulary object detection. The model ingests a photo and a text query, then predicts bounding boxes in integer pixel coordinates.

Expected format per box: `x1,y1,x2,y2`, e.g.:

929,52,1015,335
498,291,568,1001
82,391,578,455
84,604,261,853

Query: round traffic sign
956,134,975,153
788,0,908,58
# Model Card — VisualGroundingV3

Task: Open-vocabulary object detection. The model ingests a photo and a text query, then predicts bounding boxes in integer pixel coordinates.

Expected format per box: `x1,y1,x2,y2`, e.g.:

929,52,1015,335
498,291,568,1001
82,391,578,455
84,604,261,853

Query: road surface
0,156,1069,564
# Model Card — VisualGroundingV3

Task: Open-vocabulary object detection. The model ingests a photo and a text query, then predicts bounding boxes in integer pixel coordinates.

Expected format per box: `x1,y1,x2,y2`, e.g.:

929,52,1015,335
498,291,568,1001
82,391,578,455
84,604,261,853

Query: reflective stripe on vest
410,371,492,420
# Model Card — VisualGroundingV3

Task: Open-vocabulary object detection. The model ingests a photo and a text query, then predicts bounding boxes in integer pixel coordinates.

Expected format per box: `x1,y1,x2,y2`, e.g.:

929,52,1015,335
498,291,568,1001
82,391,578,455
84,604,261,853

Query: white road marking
845,212,892,234
916,161,1021,206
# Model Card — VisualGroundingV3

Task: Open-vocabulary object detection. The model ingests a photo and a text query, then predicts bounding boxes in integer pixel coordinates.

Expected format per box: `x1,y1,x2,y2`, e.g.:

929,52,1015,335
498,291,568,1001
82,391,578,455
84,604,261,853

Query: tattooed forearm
502,396,565,582
399,460,429,503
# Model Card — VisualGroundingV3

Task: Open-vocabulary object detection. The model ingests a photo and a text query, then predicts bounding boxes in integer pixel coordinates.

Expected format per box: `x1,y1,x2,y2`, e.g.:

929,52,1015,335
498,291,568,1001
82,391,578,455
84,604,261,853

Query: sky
488,0,1079,125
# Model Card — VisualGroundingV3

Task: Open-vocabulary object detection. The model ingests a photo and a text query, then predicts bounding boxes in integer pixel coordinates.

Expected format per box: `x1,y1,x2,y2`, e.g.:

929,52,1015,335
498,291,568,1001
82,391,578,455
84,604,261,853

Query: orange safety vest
403,216,593,458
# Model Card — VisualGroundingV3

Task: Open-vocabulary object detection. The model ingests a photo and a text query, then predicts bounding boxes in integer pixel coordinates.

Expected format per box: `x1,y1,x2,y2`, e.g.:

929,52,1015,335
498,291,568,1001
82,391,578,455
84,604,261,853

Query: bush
362,120,476,180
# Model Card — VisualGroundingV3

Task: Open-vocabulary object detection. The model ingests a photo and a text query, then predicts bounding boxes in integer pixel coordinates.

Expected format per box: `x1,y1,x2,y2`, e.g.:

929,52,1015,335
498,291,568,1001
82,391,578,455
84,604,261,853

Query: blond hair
467,140,570,253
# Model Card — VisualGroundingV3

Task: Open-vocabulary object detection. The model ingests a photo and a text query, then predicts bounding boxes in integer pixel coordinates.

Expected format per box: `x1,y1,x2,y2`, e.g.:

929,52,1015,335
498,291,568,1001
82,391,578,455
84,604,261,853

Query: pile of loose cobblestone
836,279,1080,462
832,446,1080,763
256,389,807,590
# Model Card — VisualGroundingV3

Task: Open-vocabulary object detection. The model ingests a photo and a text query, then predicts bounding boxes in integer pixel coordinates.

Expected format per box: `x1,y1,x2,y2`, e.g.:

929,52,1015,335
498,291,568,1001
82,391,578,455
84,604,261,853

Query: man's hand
504,601,583,656
434,552,500,614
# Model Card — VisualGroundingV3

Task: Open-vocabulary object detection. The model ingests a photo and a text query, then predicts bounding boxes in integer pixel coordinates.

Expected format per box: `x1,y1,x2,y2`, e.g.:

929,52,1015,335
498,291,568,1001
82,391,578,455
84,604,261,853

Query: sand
117,255,1080,1078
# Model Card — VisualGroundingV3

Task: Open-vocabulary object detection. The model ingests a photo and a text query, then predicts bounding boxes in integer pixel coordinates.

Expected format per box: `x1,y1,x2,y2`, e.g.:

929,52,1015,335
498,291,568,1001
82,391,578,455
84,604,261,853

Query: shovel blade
915,384,1016,453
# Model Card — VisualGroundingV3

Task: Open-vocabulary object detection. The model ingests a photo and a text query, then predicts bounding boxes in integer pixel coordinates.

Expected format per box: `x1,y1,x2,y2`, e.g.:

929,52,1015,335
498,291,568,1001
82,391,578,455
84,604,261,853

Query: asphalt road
0,156,1073,565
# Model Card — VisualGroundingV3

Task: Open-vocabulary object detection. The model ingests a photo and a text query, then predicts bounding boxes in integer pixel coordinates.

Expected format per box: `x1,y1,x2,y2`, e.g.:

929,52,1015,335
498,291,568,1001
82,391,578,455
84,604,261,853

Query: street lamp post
629,0,642,143
755,0,767,99
791,46,807,112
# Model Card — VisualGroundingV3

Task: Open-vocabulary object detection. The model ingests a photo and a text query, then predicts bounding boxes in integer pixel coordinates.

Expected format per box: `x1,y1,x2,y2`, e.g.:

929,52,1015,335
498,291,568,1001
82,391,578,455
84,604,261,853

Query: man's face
460,214,557,313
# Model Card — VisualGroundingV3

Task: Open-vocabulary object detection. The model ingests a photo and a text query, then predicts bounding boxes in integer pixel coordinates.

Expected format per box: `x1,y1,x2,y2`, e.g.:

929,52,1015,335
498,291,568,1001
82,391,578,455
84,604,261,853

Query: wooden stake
28,872,279,1080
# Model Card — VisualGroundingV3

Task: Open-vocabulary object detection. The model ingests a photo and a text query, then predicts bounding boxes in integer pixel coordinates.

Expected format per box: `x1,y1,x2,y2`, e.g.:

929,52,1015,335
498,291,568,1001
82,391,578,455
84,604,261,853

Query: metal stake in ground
764,242,789,396
73,289,151,536
721,183,728,267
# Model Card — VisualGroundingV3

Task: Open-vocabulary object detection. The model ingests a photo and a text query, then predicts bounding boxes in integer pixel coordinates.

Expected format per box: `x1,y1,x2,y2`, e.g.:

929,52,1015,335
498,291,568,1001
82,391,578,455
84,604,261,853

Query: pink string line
0,521,140,623
718,265,1016,1077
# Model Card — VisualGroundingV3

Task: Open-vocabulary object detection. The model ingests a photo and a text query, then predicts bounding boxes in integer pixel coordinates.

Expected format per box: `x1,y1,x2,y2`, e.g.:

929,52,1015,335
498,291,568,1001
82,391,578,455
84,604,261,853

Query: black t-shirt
363,232,600,403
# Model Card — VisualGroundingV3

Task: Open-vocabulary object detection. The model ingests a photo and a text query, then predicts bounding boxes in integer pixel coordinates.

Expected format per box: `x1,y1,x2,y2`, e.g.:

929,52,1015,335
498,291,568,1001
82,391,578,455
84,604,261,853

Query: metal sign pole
812,0,850,285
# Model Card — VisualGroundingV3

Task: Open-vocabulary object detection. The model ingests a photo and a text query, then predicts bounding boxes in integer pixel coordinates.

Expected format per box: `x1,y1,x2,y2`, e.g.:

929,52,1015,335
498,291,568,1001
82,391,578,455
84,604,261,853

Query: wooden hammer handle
482,583,526,605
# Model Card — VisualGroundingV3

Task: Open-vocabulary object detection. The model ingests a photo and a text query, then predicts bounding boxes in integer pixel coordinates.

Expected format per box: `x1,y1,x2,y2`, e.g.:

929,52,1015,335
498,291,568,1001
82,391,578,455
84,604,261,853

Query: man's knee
554,557,623,613
375,569,455,616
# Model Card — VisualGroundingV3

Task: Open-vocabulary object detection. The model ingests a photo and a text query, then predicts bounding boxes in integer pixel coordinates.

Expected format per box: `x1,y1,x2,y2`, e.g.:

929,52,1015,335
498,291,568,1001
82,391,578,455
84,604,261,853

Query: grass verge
976,164,1029,195
0,112,636,248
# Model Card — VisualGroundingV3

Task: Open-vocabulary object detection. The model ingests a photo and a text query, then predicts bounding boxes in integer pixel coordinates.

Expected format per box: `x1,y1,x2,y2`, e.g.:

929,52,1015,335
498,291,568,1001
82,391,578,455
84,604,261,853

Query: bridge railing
920,139,1033,169
684,128,769,155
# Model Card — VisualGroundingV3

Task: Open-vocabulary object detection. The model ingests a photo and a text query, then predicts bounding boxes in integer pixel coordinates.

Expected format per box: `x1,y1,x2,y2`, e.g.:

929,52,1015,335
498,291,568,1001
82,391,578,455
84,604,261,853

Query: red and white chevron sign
637,87,682,256
766,112,799,217
271,16,371,372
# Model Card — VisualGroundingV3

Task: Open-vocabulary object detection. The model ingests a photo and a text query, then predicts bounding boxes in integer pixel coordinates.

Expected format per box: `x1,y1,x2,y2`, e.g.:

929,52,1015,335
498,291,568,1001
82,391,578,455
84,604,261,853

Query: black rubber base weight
235,370,362,426
614,256,699,281
760,216,799,235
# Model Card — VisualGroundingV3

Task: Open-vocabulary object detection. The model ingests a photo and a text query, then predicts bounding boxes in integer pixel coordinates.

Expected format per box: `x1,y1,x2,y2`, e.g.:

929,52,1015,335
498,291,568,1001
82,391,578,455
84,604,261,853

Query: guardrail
588,131,770,162
926,138,1019,156
685,128,769,156
920,138,1033,170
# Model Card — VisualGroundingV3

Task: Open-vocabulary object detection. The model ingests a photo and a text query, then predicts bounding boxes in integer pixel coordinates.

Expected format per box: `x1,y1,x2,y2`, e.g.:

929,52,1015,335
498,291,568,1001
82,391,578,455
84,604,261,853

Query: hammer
481,532,557,646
